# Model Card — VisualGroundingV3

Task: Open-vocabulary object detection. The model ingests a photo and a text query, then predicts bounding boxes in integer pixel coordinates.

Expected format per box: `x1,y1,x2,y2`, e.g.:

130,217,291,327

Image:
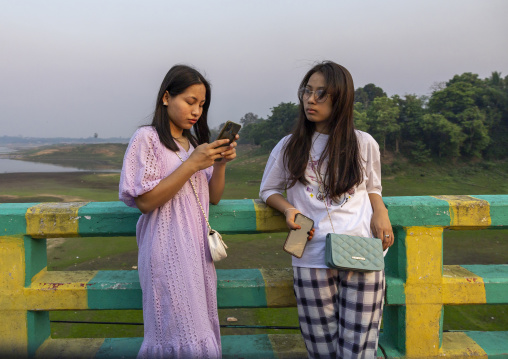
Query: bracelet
283,207,297,216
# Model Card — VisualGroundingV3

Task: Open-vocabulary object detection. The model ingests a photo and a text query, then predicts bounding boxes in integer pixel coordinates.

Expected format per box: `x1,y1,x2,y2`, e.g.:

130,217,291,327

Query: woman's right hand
187,139,231,170
285,208,315,241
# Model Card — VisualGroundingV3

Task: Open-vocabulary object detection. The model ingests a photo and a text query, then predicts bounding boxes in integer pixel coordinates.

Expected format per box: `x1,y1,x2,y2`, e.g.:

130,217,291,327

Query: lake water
0,147,119,173
0,158,96,173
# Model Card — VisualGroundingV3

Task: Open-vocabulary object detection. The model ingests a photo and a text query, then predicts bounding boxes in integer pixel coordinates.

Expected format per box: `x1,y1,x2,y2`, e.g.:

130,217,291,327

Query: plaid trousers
293,267,385,359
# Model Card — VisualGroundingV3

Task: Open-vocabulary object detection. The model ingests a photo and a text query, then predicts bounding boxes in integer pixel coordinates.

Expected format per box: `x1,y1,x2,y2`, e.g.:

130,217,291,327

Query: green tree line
233,71,508,162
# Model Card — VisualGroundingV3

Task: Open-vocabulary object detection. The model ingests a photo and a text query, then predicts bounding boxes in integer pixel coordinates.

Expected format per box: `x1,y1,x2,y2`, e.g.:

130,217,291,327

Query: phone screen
283,213,314,258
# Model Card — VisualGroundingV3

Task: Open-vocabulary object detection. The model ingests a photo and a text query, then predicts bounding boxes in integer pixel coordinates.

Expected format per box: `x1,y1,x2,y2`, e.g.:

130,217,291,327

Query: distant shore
0,171,120,203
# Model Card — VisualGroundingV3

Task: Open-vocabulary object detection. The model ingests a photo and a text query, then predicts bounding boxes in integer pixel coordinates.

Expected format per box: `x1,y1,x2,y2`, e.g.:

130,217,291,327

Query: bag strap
309,152,336,234
310,152,375,240
175,151,212,232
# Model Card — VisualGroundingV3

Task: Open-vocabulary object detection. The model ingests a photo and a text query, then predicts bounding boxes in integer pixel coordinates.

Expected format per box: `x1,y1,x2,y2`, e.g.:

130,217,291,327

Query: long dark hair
151,65,211,151
283,61,363,200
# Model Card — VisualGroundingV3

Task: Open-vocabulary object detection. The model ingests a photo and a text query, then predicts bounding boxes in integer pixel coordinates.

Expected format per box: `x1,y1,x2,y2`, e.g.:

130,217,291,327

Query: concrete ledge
34,332,508,358
24,269,296,311
27,270,96,310
386,265,508,305
462,264,508,304
217,268,295,308
440,331,508,358
25,265,508,310
35,337,104,359
2,195,507,238
34,335,308,359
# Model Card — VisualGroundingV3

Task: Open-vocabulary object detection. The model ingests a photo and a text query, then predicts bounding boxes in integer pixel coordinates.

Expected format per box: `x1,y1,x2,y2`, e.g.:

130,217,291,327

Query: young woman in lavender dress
119,65,237,358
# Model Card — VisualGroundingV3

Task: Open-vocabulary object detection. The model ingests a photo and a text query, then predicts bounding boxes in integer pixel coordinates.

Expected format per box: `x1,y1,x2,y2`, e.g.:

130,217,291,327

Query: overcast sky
1,0,507,139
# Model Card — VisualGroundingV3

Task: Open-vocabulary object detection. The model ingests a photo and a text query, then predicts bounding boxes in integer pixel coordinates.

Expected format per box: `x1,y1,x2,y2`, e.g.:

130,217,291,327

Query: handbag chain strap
309,152,336,234
175,151,212,232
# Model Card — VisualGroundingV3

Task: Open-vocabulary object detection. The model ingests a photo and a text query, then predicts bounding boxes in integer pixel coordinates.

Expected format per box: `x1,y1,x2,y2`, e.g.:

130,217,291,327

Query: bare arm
134,138,230,214
368,193,393,250
208,161,226,205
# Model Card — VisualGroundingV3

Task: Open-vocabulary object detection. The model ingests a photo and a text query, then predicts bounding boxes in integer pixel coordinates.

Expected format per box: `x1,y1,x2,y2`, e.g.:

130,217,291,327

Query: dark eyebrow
185,95,206,103
305,85,326,90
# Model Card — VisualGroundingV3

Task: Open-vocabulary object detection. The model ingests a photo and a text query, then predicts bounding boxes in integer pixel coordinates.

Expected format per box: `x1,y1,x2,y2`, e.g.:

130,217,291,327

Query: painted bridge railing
0,195,507,358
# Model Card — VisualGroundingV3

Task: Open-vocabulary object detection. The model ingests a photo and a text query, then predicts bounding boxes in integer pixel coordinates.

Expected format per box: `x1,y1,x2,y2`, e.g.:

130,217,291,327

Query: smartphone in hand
283,213,314,258
214,121,241,161
215,121,241,147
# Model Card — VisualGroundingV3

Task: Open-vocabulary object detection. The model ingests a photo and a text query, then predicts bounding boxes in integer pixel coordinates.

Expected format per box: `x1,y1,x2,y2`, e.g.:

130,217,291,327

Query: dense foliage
235,72,508,162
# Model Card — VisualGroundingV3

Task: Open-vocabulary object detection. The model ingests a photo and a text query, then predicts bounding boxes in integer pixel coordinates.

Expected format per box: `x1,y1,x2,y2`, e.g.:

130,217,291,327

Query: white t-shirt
259,130,383,268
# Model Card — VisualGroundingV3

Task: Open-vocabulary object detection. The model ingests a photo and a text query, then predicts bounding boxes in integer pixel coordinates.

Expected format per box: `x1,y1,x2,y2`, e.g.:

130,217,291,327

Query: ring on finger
384,234,390,238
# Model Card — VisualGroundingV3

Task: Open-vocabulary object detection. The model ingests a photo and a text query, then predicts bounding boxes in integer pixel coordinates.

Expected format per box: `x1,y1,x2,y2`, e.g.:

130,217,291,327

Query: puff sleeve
259,136,290,203
361,132,382,197
119,127,163,208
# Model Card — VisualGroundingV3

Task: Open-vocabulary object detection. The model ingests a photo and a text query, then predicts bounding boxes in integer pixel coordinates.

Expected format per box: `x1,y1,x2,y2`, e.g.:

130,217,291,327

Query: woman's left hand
216,134,239,163
370,207,394,251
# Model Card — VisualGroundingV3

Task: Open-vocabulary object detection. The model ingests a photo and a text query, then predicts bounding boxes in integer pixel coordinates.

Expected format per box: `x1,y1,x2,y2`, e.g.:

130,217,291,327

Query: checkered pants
293,267,385,359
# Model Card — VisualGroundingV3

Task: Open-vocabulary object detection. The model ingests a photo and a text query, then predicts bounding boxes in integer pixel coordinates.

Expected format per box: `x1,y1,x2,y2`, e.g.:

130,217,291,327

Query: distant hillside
4,142,508,196
9,143,128,170
0,136,129,146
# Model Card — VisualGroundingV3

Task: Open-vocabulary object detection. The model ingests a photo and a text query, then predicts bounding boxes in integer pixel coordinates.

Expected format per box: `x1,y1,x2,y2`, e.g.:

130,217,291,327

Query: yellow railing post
0,234,53,358
404,226,444,357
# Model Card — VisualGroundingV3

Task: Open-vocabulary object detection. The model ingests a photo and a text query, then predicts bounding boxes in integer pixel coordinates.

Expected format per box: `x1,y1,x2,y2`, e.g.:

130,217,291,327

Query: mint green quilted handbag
325,233,384,272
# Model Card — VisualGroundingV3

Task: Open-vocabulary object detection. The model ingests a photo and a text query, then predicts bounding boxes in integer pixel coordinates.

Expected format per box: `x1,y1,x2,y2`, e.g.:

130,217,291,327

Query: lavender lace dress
119,127,221,359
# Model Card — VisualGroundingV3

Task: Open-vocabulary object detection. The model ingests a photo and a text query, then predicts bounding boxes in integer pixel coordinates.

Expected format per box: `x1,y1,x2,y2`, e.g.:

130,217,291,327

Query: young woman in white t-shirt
260,61,393,358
